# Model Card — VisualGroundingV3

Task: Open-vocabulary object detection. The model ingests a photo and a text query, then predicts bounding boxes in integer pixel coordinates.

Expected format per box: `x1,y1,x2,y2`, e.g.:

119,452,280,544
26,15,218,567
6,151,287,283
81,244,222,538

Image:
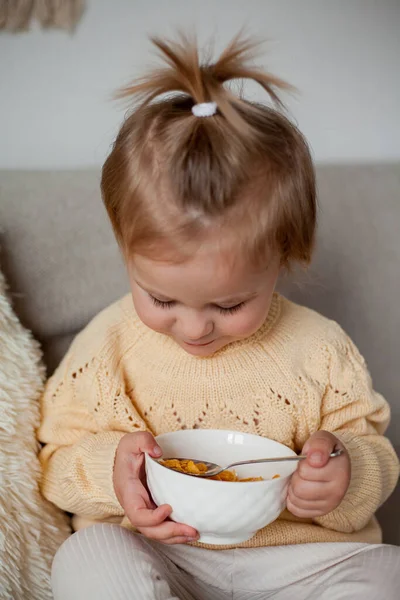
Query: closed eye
150,296,175,309
150,295,246,314
216,302,245,315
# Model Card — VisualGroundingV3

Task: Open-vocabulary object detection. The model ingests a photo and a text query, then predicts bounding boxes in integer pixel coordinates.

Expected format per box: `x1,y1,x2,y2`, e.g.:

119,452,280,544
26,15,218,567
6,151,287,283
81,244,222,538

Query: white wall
0,0,399,169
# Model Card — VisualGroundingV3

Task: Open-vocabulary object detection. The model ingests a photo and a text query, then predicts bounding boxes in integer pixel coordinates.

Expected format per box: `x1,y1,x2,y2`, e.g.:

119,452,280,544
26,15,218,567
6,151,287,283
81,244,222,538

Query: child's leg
231,542,400,600
310,543,400,600
51,524,232,600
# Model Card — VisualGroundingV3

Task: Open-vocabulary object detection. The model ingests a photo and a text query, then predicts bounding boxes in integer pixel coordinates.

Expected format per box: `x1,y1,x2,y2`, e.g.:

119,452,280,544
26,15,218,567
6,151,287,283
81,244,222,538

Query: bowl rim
146,429,297,485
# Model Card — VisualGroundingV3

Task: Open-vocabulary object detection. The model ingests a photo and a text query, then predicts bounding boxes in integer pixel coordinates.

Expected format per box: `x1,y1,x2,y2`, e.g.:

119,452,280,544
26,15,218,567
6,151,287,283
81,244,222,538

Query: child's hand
113,432,199,544
287,431,351,518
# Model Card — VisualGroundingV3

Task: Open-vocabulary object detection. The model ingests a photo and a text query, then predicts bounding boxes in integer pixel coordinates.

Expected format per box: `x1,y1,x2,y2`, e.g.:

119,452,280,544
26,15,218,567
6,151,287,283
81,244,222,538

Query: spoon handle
228,449,343,469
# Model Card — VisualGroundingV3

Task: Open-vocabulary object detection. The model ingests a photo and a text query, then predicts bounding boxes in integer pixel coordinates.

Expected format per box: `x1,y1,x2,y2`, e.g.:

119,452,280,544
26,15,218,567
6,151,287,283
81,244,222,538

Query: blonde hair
101,34,316,267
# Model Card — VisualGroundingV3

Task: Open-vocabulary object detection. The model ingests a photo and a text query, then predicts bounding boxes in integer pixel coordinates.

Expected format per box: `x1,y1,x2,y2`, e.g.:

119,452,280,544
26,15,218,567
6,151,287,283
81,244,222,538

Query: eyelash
218,302,245,315
150,297,174,309
149,296,245,315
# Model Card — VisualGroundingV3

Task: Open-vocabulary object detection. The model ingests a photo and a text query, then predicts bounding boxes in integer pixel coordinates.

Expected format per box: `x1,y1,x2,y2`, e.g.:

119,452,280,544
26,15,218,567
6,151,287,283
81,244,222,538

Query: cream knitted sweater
38,294,399,549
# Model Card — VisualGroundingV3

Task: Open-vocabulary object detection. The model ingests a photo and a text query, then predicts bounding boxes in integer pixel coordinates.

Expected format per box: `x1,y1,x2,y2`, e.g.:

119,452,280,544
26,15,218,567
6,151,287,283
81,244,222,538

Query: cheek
132,293,174,333
222,303,270,337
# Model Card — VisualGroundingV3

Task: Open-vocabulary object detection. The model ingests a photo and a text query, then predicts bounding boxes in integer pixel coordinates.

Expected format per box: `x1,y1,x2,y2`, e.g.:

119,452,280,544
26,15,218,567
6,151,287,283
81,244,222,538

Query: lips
184,340,214,347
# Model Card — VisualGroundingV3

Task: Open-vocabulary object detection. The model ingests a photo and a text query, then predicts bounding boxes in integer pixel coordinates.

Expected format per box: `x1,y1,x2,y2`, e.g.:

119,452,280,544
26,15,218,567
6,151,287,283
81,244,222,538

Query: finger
128,504,172,528
116,444,160,493
302,431,337,468
119,432,162,474
289,477,331,502
160,536,198,546
288,486,329,509
295,459,337,483
138,520,198,542
120,475,160,519
125,431,162,456
140,523,198,542
286,496,326,519
297,454,346,482
288,495,327,512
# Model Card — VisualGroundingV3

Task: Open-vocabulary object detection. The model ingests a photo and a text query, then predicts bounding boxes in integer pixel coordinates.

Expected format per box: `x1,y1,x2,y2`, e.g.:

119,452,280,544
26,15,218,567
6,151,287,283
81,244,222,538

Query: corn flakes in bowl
158,458,275,481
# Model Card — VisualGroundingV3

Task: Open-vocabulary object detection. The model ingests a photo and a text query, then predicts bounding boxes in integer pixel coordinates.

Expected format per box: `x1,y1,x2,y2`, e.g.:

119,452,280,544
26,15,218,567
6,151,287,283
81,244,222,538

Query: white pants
52,524,400,600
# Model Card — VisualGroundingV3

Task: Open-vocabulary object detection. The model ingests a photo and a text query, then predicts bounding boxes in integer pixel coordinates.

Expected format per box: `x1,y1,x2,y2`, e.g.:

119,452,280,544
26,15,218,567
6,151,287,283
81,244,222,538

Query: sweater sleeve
311,327,399,533
38,326,146,519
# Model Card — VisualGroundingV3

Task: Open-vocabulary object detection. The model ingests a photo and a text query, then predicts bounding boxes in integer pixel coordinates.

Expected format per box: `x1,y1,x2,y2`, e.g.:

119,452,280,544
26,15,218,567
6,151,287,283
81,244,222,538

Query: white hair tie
191,101,217,118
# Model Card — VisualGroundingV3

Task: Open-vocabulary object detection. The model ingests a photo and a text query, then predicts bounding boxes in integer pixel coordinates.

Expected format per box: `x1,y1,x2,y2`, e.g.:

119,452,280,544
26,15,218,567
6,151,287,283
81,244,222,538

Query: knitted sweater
38,293,399,549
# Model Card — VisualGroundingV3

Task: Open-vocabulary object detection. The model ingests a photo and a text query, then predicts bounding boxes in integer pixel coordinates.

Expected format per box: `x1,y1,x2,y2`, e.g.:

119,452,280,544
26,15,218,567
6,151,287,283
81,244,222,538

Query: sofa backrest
1,164,399,543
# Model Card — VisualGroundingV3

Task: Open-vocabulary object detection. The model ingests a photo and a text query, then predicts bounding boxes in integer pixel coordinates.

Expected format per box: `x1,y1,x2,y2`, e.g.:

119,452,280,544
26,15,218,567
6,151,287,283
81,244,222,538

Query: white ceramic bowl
145,429,297,546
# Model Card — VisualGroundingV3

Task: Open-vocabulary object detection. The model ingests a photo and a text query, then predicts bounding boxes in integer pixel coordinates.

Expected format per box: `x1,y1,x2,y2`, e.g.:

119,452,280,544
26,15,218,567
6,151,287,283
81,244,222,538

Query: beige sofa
0,165,399,545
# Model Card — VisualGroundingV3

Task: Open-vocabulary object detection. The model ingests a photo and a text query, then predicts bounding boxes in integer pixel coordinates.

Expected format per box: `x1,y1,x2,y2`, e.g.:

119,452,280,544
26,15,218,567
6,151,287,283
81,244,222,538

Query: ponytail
102,33,316,267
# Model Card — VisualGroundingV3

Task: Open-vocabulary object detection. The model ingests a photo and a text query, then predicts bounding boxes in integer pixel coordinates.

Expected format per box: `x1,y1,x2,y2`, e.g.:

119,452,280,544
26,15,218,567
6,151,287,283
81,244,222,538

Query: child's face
128,241,280,357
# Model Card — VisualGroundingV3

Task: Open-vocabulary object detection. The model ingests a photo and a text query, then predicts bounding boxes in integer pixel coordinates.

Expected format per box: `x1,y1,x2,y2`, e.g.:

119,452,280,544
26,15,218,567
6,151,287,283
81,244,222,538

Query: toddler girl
39,35,400,599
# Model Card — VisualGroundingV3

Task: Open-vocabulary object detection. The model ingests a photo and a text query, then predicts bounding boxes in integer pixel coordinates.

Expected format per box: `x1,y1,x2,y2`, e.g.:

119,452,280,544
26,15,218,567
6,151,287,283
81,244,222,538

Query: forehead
132,244,271,302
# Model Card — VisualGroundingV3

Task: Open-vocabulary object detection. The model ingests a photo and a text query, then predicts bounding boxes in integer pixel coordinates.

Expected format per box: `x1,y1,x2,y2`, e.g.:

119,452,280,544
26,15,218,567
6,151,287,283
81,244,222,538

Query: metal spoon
159,449,343,478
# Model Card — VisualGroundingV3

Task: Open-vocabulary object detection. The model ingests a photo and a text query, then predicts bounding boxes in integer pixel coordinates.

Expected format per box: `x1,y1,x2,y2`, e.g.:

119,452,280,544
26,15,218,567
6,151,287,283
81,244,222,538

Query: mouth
184,340,214,347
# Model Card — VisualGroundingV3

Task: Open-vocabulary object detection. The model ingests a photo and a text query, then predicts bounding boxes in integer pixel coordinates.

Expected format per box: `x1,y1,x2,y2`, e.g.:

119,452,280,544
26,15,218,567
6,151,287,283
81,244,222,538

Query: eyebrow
136,280,257,305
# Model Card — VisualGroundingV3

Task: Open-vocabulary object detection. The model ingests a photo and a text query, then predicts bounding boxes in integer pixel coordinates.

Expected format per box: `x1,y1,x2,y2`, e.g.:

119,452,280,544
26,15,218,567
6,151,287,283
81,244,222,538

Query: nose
180,311,214,342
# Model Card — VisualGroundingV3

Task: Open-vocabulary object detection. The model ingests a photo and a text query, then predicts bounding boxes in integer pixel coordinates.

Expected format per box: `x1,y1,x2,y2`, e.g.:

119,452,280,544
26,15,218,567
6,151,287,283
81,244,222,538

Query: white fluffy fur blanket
0,269,70,600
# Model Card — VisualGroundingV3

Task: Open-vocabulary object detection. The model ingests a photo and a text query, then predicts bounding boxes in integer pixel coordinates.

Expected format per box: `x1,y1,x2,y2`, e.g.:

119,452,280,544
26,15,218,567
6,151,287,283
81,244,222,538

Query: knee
355,545,400,598
53,524,146,565
52,525,141,597
51,525,172,600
